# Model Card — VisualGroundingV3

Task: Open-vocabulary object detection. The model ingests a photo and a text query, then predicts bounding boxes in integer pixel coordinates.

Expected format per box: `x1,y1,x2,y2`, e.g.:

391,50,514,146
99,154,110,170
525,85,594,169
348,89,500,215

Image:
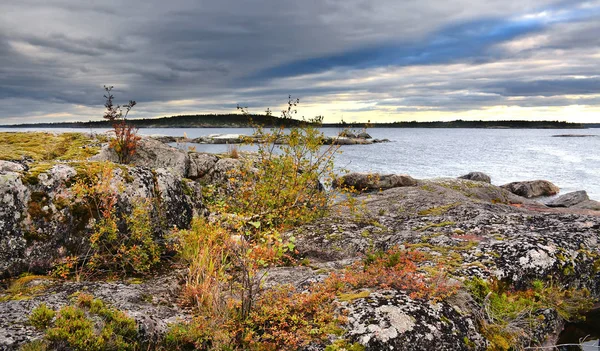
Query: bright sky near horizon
1,0,600,124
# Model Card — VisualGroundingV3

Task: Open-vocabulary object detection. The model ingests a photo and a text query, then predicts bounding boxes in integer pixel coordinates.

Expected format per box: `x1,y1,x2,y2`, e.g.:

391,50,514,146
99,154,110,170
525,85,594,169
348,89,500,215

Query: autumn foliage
103,86,140,164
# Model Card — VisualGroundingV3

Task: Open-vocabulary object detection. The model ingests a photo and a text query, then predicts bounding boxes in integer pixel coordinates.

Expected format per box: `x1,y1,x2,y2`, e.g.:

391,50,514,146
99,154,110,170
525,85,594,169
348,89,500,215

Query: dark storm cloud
1,0,600,122
493,78,600,97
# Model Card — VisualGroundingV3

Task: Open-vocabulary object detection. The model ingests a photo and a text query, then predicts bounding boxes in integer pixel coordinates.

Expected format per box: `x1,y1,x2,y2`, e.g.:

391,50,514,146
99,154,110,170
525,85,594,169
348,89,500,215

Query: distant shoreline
0,114,594,129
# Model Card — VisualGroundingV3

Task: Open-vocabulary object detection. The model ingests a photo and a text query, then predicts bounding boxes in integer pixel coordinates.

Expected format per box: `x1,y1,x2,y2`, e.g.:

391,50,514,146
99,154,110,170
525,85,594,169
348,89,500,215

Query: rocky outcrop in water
501,180,560,198
546,191,590,208
458,171,491,183
150,133,390,146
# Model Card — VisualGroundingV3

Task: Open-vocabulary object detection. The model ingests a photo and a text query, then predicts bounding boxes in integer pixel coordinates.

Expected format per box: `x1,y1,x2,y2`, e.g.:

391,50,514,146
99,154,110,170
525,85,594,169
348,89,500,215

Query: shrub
222,98,340,233
172,217,233,313
103,86,140,164
24,296,139,351
29,303,55,330
326,247,459,301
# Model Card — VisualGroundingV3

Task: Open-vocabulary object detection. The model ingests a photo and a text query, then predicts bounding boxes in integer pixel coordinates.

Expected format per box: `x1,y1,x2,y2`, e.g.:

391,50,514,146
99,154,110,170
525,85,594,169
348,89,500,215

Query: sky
1,0,600,124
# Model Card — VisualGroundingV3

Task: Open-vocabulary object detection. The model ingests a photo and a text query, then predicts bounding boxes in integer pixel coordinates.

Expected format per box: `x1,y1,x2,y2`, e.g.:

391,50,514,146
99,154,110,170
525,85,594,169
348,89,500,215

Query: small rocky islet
1,131,599,350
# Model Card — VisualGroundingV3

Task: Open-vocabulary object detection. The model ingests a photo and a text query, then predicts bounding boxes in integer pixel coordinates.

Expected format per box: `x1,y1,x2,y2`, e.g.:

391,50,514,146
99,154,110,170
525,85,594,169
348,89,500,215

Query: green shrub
28,304,55,330
25,295,139,351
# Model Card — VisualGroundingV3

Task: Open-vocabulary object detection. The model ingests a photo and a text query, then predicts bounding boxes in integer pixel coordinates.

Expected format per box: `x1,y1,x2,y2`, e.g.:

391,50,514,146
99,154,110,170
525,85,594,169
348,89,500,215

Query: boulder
458,172,491,184
91,138,189,176
500,180,560,198
333,173,417,192
208,158,242,182
357,132,372,139
546,191,589,208
149,135,179,143
0,172,29,278
344,290,485,350
187,153,219,179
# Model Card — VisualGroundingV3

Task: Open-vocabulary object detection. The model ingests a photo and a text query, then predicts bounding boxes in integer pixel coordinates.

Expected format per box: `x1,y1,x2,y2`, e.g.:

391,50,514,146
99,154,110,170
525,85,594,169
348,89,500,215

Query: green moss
325,340,365,351
594,259,600,273
0,275,54,302
22,162,55,185
181,179,194,196
420,184,437,192
19,340,48,351
415,221,456,232
440,315,452,325
463,336,476,349
0,132,99,162
338,290,370,302
417,203,460,216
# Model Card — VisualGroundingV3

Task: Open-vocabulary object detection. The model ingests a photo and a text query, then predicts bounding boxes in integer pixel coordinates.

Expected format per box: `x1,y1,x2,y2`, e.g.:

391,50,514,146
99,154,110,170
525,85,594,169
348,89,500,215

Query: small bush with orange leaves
103,86,140,164
325,247,459,302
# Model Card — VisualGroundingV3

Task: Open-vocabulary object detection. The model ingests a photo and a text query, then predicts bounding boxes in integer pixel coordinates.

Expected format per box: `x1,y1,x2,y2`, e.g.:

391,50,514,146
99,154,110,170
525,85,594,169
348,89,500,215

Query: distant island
0,113,591,129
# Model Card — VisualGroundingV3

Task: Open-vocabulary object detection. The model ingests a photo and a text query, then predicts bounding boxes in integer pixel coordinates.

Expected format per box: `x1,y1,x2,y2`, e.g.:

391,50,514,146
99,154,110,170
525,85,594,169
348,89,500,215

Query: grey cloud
0,0,598,122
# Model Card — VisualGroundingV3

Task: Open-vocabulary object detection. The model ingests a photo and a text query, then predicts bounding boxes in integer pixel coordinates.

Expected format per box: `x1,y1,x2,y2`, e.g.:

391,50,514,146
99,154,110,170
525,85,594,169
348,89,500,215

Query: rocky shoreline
1,133,599,350
151,132,391,145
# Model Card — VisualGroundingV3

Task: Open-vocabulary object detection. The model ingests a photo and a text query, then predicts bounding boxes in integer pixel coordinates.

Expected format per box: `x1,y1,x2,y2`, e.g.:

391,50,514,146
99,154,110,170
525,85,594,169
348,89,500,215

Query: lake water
2,127,599,200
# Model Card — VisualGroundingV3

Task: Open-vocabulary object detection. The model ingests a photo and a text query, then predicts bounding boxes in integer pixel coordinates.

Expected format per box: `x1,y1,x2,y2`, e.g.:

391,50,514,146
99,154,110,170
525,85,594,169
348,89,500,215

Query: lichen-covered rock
0,172,29,277
501,180,560,198
289,178,600,350
458,172,491,183
91,138,190,176
0,163,204,278
208,158,242,182
0,161,24,173
333,172,417,192
187,153,219,179
343,290,486,350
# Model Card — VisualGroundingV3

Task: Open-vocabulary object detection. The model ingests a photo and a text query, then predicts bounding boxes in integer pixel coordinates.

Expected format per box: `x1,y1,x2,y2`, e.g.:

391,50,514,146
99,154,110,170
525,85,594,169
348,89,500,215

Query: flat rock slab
546,190,589,208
